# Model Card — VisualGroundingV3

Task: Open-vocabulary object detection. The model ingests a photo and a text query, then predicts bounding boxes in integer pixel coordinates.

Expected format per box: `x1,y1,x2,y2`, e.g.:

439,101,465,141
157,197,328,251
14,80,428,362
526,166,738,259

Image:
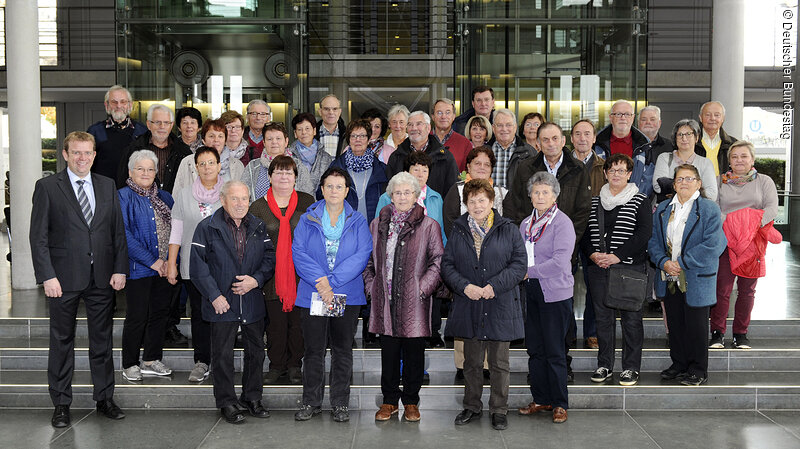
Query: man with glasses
116,104,190,194
88,85,148,180
453,86,497,136
242,100,273,166
432,98,472,171
315,94,347,157
695,101,738,175
490,109,536,189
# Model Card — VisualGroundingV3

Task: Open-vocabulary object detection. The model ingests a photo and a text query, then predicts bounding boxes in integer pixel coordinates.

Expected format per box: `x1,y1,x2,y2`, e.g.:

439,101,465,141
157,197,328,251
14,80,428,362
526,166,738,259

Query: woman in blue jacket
292,167,373,423
118,150,175,381
649,164,726,386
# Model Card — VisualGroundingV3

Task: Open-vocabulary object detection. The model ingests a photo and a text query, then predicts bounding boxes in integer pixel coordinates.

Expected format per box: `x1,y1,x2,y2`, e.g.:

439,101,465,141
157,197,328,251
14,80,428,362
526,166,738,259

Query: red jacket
439,131,473,172
722,208,782,279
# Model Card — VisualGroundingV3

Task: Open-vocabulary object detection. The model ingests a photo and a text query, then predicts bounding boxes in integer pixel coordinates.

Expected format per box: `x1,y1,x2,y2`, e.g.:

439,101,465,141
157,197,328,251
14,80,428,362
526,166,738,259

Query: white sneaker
141,360,172,376
122,365,142,381
188,362,210,382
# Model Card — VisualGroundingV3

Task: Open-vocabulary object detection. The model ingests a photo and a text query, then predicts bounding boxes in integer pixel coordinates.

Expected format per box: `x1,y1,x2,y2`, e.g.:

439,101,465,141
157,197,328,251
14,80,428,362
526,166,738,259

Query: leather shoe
491,413,508,430
241,400,270,418
375,404,399,421
454,409,482,425
51,405,70,428
584,336,599,349
660,366,686,380
96,399,125,420
553,407,568,423
518,402,552,415
221,404,245,424
403,404,420,422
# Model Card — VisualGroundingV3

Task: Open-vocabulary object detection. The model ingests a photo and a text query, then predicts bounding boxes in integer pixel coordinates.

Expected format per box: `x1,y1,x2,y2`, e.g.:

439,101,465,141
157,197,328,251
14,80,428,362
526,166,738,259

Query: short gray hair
127,149,159,173
527,172,560,199
246,99,271,114
494,108,517,125
671,119,701,143
387,104,410,121
433,98,455,113
386,172,421,200
611,100,634,114
700,101,726,117
105,84,132,103
146,103,174,122
640,105,661,120
408,110,431,125
221,180,249,198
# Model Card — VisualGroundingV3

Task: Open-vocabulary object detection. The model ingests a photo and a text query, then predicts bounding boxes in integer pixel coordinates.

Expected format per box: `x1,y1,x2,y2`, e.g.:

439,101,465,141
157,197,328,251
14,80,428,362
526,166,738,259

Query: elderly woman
289,112,334,191
176,107,203,152
242,122,315,199
466,115,493,148
386,104,410,149
711,141,779,350
166,146,224,382
580,153,652,387
248,155,315,385
653,119,718,202
364,172,443,423
443,146,506,238
649,164,727,386
520,112,545,151
173,118,244,193
443,179,527,431
517,172,574,424
220,110,250,162
362,108,396,164
119,150,175,381
292,167,373,423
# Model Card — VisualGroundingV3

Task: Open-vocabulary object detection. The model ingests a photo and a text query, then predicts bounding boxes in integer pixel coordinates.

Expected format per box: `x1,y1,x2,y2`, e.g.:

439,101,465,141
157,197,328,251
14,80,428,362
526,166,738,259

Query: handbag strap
595,201,607,253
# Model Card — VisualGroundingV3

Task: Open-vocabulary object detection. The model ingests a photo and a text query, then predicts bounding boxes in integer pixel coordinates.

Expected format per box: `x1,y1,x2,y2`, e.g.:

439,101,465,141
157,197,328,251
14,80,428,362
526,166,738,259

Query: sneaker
141,360,172,376
188,362,210,382
619,370,639,386
709,330,724,349
680,374,707,386
122,365,142,381
733,333,751,349
590,367,613,383
331,406,350,422
294,405,322,421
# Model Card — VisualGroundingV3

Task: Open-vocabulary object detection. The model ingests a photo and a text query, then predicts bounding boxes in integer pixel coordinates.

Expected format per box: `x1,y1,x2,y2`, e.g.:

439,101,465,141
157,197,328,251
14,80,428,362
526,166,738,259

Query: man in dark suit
30,131,129,428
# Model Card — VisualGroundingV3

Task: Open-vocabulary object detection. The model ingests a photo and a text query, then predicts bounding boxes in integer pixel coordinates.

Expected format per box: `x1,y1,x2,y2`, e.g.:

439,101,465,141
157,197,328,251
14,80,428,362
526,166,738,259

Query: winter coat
520,209,575,302
594,125,655,198
118,186,174,280
722,208,782,279
315,118,348,157
317,153,389,221
387,138,459,202
364,204,444,338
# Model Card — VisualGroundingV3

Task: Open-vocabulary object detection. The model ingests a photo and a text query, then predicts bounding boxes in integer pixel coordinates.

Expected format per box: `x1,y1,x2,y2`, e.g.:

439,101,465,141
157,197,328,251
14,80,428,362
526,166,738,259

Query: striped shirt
585,193,649,265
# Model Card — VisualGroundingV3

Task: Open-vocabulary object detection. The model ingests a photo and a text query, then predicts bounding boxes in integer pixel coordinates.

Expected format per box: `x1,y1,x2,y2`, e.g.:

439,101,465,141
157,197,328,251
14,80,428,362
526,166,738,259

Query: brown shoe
552,407,568,423
585,337,599,349
375,404,399,421
403,404,421,422
518,402,553,415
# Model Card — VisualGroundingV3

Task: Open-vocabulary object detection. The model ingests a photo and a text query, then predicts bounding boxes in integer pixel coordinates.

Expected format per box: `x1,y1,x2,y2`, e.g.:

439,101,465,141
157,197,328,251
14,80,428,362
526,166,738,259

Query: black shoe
680,374,707,386
294,404,322,421
733,333,751,349
454,409,482,425
165,327,188,346
455,368,464,380
660,366,687,380
483,369,491,380
428,335,445,348
96,399,125,420
51,405,70,428
288,367,303,384
221,404,245,424
241,400,270,418
567,368,575,383
263,369,287,384
709,330,724,349
331,405,350,422
491,413,508,430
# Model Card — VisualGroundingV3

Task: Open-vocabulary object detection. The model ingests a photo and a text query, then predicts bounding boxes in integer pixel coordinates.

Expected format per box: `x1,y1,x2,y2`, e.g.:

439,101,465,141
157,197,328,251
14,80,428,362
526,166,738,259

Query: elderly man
490,109,537,189
695,101,738,175
453,86,496,136
242,100,273,166
30,131,129,428
315,94,347,157
87,85,147,180
571,119,605,196
594,100,655,197
432,98,473,171
116,104,190,194
638,105,673,160
191,181,275,424
387,111,459,198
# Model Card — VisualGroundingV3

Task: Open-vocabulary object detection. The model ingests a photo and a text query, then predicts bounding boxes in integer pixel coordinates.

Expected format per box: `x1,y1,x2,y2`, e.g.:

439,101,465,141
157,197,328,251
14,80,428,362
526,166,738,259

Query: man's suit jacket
30,170,129,292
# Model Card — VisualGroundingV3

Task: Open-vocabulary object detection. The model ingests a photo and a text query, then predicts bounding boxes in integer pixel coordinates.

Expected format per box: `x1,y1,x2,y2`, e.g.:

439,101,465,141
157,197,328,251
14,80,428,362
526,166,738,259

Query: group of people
30,84,779,431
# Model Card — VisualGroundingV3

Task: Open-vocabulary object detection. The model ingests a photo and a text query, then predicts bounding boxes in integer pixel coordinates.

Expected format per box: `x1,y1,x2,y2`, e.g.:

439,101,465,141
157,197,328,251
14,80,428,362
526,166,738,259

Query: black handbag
595,202,648,312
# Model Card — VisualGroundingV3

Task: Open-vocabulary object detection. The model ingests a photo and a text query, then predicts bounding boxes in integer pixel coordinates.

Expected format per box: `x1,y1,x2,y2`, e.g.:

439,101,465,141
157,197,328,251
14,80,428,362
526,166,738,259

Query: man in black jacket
490,109,536,190
453,86,496,136
87,85,148,180
316,94,347,157
638,105,673,160
695,100,738,176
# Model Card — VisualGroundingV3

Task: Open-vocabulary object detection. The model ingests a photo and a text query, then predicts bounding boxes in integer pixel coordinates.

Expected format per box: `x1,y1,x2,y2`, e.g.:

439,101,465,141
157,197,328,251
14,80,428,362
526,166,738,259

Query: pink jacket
722,208,782,279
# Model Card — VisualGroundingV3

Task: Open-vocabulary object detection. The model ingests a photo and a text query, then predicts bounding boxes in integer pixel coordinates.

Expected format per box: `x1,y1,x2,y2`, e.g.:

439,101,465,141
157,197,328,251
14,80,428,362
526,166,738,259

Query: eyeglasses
675,176,698,183
524,122,541,129
435,110,453,117
350,134,369,140
248,112,271,118
321,107,340,113
610,113,634,118
676,132,695,139
392,190,415,197
606,168,630,175
324,184,347,191
133,167,156,174
226,125,242,131
148,120,173,127
197,160,218,167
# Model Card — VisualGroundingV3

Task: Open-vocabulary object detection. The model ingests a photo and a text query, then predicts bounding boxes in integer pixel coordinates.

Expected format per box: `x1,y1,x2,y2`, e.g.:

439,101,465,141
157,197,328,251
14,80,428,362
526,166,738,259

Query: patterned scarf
254,151,292,199
267,188,299,312
126,177,171,224
525,203,558,243
343,146,374,173
385,204,414,296
467,210,494,258
368,137,385,157
721,168,757,186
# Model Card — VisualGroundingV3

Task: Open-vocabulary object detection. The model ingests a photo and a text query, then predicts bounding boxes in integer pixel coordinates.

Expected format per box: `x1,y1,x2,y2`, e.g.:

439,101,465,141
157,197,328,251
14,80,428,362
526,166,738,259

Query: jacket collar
305,199,359,232
595,125,651,154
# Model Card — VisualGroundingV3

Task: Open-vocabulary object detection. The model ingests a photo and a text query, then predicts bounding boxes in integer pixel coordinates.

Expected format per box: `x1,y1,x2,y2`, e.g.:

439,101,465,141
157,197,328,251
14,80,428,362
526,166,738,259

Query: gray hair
127,149,159,173
146,103,174,122
700,101,726,117
387,104,410,121
221,180,249,198
727,140,756,160
671,119,701,143
433,98,455,113
386,172,421,200
611,100,634,114
640,105,661,120
105,85,132,103
319,94,341,108
408,110,431,125
494,108,517,125
527,172,561,199
246,99,271,114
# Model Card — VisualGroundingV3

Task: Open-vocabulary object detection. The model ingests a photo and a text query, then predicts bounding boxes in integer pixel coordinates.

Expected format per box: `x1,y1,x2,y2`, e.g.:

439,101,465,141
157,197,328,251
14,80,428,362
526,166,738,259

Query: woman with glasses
241,122,315,199
242,99,273,165
172,119,245,193
653,119,718,202
520,112,545,152
386,104,410,149
220,110,250,164
289,112,333,191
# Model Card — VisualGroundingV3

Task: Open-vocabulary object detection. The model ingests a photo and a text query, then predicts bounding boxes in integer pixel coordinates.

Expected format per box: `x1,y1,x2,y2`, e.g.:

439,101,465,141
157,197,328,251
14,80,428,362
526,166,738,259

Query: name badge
525,240,535,267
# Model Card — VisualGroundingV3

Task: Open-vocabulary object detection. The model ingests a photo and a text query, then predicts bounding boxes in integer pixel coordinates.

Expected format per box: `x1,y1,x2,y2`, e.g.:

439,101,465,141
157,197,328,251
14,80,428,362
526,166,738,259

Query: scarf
267,188,299,312
385,204,414,296
192,175,223,204
599,183,639,211
525,203,558,243
417,185,428,215
368,137,385,157
464,173,494,185
219,147,232,177
468,210,494,258
343,146,374,173
721,168,757,186
126,178,171,223
322,204,346,241
227,140,249,161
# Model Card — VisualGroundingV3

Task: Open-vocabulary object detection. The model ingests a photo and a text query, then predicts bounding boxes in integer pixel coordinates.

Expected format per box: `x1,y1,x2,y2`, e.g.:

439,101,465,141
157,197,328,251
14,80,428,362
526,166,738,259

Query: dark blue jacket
190,209,275,323
316,153,389,221
292,199,373,308
442,210,527,341
594,125,655,198
118,186,174,280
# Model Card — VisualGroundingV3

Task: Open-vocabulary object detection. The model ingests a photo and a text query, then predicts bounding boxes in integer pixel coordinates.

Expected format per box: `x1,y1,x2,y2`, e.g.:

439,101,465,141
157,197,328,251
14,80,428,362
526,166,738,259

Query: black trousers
185,279,211,364
122,275,172,368
166,277,182,329
265,299,304,371
463,338,510,415
430,297,443,337
586,264,644,372
664,288,710,378
380,335,426,406
48,275,115,406
210,319,265,408
300,305,360,407
525,279,571,409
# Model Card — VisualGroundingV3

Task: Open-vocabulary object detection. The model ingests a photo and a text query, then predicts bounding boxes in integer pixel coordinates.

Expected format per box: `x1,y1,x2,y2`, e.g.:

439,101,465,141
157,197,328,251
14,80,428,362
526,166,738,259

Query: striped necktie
76,180,93,226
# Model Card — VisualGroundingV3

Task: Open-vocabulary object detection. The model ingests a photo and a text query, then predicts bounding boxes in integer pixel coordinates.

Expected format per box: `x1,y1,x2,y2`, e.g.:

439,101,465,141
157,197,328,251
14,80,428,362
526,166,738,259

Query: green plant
41,138,57,149
754,158,785,190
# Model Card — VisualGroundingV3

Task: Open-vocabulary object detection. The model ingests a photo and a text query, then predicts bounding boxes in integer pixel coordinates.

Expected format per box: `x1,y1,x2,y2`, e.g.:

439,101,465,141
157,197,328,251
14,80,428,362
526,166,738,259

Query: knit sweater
717,173,779,227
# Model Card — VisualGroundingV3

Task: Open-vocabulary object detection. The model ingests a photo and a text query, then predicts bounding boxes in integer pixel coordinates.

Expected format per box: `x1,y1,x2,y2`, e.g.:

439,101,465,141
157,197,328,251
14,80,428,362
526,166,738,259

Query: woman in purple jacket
516,172,575,424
